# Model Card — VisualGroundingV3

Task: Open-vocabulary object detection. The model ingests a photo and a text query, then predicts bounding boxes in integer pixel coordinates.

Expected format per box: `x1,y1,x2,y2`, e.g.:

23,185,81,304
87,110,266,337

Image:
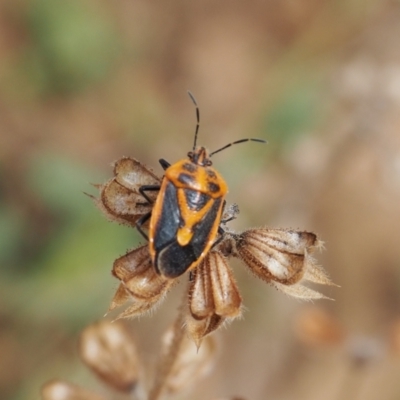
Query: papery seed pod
91,157,160,227
79,320,140,393
162,325,217,395
186,313,225,349
302,259,336,287
113,157,160,192
110,245,174,319
99,178,152,226
41,379,106,400
107,283,131,312
187,251,242,345
232,228,319,285
191,251,242,319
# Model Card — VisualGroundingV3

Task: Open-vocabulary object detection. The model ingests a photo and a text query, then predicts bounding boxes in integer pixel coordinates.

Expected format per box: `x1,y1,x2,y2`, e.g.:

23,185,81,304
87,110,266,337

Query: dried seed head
294,306,345,347
41,379,106,400
113,157,160,191
187,251,242,345
234,228,318,284
79,320,140,392
110,245,174,319
98,178,152,226
161,325,217,395
226,228,335,300
191,252,242,319
93,157,160,227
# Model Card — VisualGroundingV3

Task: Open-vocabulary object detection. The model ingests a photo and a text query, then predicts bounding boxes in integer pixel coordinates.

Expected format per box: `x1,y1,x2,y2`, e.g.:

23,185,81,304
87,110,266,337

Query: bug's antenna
188,91,200,151
209,138,267,157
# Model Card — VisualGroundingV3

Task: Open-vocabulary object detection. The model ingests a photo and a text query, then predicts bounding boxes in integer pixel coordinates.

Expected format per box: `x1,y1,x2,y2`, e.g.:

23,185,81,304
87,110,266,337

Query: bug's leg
220,200,231,223
211,226,226,249
137,185,160,206
221,216,235,224
136,212,151,241
159,159,171,170
189,271,195,282
137,159,169,204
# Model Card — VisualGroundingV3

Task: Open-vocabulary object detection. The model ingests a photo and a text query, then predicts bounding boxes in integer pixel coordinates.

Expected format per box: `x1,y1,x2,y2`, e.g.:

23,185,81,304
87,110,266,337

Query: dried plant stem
148,285,188,400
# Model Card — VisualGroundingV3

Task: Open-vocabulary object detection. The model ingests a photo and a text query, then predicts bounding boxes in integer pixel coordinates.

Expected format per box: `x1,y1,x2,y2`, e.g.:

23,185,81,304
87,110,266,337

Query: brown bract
108,244,174,319
78,320,140,393
90,157,160,227
187,251,242,346
219,228,335,301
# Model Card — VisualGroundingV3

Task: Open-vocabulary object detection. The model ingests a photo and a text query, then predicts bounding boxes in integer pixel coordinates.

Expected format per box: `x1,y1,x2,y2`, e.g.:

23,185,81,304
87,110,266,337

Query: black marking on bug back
156,197,223,278
206,169,217,179
207,182,220,194
182,162,198,173
184,188,210,211
153,182,180,252
178,172,196,186
191,197,222,249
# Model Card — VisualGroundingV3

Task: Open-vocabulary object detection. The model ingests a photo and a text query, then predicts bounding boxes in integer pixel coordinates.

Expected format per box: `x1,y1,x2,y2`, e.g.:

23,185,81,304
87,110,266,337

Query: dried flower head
89,157,160,227
187,250,242,346
78,320,141,393
219,228,335,300
108,244,174,319
92,156,336,346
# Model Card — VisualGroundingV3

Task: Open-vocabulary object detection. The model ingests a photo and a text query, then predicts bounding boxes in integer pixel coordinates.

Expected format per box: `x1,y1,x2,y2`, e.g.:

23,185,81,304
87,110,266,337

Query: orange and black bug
136,92,265,278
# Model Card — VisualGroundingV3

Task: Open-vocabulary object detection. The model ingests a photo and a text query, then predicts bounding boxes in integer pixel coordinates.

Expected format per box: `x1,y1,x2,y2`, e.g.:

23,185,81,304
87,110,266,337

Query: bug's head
187,147,212,167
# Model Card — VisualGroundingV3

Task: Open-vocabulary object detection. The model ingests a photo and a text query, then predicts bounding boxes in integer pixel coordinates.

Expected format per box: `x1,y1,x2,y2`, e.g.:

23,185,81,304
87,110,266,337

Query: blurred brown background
1,1,400,399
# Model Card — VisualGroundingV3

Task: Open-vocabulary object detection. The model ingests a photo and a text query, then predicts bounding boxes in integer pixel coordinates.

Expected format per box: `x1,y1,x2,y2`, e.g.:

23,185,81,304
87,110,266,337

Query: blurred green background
1,1,400,399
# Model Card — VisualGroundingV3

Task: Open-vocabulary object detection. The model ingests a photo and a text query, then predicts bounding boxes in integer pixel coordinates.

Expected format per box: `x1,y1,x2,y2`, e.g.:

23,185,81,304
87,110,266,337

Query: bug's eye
187,151,194,159
206,159,212,166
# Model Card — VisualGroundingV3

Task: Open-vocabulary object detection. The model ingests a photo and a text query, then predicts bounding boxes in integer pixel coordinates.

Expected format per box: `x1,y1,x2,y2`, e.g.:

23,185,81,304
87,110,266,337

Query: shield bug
137,92,265,278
